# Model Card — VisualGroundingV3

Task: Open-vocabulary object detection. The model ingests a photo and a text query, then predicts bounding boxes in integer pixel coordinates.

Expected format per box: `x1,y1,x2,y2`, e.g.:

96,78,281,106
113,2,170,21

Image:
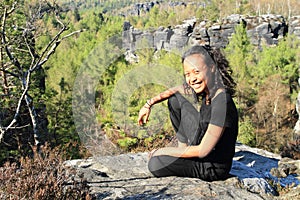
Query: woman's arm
137,85,184,125
151,124,224,158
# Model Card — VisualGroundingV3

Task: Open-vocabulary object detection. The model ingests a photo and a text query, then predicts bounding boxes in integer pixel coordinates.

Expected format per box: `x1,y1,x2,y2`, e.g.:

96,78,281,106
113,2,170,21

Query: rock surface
65,143,300,199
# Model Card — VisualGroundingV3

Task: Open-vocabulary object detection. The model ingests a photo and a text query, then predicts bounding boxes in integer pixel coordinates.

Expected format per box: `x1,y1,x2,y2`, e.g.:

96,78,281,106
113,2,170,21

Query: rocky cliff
122,14,300,52
66,143,300,199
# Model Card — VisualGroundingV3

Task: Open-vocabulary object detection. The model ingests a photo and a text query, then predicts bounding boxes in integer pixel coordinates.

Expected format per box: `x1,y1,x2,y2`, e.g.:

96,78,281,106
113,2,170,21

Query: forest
0,0,299,198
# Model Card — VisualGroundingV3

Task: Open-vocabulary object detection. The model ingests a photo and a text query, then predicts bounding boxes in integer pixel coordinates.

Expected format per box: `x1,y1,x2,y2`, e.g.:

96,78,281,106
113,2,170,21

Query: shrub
238,116,256,147
117,137,138,150
0,144,92,200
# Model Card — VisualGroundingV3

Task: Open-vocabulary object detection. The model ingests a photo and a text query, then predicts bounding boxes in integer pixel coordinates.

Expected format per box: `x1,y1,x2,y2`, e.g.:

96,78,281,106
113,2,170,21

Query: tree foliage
224,22,256,111
254,34,300,98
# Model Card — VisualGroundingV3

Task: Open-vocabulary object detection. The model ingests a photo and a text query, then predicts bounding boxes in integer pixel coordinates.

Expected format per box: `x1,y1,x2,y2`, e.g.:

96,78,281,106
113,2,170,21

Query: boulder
169,34,189,50
154,28,173,50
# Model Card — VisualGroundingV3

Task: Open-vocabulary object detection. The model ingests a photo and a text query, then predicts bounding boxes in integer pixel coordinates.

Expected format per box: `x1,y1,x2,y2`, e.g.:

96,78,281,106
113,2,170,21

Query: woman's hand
137,104,151,125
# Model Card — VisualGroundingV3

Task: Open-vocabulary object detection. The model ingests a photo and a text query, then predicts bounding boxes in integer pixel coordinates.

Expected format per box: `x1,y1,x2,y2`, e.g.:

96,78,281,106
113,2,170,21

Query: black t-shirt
198,91,238,163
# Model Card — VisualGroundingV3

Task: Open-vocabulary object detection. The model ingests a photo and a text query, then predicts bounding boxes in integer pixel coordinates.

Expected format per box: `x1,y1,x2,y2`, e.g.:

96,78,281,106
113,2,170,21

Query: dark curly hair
182,45,236,101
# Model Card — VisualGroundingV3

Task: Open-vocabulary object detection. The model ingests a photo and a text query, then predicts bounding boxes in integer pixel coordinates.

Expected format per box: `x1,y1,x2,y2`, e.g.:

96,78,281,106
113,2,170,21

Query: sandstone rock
154,28,173,50
136,32,154,49
278,157,300,176
169,34,189,50
123,21,132,31
65,143,299,199
122,14,300,55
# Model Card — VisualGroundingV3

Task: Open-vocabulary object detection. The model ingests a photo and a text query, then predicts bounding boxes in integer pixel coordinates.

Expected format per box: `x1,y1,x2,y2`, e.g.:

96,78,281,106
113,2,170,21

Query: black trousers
148,93,231,181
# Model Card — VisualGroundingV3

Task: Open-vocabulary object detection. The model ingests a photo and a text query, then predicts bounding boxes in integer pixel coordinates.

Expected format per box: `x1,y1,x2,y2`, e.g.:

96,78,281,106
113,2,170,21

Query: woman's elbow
197,148,211,158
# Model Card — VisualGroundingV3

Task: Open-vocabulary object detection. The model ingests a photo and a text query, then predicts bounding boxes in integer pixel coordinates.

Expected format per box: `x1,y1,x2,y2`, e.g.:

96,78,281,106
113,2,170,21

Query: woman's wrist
144,99,154,109
149,148,158,158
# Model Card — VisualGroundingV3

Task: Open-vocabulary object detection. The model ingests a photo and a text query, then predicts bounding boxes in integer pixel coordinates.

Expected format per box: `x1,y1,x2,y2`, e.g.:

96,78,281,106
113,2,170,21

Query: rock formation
124,1,192,16
65,143,300,199
122,14,300,53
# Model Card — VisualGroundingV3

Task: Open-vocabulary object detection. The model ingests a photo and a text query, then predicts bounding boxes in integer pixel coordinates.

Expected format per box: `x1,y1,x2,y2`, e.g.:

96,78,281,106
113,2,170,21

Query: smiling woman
137,45,238,181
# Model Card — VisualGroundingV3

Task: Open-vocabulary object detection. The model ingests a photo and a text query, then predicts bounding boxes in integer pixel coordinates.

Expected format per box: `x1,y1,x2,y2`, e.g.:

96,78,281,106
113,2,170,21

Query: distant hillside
58,0,198,14
59,0,134,12
57,0,300,19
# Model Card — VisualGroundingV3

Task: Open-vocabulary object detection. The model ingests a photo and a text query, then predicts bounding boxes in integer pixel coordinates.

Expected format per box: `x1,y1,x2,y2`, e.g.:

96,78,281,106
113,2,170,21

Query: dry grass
0,144,92,200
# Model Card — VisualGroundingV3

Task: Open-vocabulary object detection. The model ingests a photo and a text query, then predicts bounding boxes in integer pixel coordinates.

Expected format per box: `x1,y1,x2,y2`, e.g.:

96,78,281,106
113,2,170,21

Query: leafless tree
0,1,82,148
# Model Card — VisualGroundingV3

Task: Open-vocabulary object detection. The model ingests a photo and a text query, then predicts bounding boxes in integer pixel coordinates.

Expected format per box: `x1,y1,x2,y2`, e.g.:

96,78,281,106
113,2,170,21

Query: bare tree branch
37,29,83,68
0,68,19,78
7,1,17,15
32,14,84,71
62,29,84,40
0,1,83,145
20,36,42,145
0,126,5,143
24,35,36,67
3,72,31,130
4,124,31,129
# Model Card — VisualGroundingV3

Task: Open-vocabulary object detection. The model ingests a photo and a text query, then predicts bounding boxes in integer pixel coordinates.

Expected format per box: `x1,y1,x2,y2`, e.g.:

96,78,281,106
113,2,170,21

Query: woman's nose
190,74,197,82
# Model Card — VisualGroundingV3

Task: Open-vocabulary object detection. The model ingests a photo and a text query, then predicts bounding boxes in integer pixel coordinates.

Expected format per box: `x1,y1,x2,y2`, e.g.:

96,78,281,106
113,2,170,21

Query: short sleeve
210,92,232,128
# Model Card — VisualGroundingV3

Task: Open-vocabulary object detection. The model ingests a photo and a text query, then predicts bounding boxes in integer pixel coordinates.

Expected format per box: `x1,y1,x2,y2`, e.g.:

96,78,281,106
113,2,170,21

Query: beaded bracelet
144,100,152,109
146,100,152,107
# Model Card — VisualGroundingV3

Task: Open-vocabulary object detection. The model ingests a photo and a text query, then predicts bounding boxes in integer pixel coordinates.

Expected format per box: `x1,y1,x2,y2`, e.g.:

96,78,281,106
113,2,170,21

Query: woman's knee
148,156,162,174
148,156,177,177
167,94,180,110
148,156,163,177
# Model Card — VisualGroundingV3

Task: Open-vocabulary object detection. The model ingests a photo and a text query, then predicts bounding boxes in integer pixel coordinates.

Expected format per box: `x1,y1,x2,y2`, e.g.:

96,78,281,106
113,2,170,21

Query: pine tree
224,22,256,110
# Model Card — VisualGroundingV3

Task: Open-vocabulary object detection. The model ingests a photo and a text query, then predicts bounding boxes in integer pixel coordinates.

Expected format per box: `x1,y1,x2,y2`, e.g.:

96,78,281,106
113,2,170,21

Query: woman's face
183,54,211,94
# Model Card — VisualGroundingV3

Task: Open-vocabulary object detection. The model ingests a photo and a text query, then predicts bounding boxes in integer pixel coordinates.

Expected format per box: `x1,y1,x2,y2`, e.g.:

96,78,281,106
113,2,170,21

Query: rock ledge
65,143,300,199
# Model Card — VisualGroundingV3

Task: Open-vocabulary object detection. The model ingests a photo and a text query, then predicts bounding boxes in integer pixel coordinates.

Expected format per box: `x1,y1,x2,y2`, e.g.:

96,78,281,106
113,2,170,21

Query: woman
137,45,238,181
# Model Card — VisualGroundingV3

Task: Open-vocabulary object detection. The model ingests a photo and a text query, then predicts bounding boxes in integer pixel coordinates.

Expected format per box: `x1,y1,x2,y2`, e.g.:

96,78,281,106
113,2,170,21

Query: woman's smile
191,81,202,89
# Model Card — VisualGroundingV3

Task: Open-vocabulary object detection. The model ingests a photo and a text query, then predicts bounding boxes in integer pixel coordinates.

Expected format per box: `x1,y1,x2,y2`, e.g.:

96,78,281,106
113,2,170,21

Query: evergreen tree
254,34,300,99
224,22,256,111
